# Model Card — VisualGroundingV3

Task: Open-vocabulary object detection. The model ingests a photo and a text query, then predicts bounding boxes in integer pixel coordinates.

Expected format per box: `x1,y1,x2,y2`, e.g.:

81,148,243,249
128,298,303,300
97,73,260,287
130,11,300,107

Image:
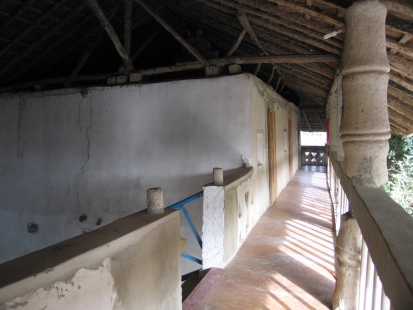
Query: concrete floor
197,166,336,310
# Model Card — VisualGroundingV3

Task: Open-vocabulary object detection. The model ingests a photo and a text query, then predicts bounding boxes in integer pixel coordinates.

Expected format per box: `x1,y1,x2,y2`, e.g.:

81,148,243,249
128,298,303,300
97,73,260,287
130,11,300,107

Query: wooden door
288,117,294,179
267,109,277,205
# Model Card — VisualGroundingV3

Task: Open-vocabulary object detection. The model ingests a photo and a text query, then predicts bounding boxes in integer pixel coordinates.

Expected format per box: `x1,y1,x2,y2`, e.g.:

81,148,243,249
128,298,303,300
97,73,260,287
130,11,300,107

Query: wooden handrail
328,151,413,309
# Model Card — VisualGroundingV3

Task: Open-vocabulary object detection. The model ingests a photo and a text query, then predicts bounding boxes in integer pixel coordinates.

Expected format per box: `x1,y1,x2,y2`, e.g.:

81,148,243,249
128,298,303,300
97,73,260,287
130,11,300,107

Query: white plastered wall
0,75,253,272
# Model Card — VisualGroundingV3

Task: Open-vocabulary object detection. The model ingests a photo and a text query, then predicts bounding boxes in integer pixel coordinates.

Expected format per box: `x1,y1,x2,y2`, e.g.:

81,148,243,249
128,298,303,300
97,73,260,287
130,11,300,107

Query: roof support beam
131,29,160,62
0,1,87,79
85,0,134,71
237,11,283,88
67,3,120,83
267,66,275,84
177,54,338,66
124,0,132,55
301,110,312,131
133,0,208,66
315,109,326,131
253,63,261,75
226,29,246,56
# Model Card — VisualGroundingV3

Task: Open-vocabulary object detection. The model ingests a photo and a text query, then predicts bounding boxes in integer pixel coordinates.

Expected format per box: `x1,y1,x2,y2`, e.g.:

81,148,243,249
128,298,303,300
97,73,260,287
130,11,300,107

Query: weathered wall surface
202,77,299,268
0,209,181,310
0,75,252,271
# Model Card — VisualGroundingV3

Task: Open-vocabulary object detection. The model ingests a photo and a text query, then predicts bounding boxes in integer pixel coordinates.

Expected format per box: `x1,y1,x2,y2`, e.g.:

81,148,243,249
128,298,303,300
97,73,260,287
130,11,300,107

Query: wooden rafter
86,0,133,71
0,1,88,79
314,109,326,131
133,0,208,66
0,0,67,59
67,2,121,82
131,29,160,62
226,29,247,56
301,110,312,131
2,0,37,30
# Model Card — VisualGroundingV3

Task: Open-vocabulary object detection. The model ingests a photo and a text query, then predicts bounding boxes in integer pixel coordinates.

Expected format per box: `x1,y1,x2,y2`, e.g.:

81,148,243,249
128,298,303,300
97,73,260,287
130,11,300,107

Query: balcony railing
301,145,327,166
327,151,413,309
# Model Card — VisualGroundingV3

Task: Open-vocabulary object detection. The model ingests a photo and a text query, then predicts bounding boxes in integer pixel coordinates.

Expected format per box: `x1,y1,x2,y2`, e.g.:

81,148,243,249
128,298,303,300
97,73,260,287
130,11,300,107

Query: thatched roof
0,0,412,133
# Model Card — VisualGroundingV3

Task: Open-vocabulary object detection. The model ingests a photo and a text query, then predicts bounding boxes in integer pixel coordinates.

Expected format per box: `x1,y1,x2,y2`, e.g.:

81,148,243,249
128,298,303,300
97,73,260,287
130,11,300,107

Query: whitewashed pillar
334,1,390,309
339,0,390,188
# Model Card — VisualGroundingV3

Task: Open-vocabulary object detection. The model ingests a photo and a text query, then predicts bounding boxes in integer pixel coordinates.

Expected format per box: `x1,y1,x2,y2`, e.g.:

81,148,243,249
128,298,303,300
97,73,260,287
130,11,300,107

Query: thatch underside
0,0,412,134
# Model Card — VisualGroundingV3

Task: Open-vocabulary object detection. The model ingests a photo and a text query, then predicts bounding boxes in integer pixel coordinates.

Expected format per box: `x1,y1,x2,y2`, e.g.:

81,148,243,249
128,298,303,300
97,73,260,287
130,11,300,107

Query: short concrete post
147,188,164,214
213,168,223,186
339,0,390,187
333,212,362,310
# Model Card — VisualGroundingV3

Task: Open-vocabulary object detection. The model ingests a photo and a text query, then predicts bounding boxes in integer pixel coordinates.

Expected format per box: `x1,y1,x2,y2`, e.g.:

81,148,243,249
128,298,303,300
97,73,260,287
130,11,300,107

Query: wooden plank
177,54,338,66
86,0,134,70
390,72,413,92
388,85,413,107
124,0,132,55
0,73,116,93
267,0,344,28
133,0,208,66
388,53,413,77
1,0,37,30
226,28,247,56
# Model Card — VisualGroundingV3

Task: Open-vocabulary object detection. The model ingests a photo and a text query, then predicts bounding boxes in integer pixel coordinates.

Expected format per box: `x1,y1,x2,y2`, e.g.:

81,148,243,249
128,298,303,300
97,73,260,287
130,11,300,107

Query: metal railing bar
181,206,202,249
181,253,202,265
167,191,203,210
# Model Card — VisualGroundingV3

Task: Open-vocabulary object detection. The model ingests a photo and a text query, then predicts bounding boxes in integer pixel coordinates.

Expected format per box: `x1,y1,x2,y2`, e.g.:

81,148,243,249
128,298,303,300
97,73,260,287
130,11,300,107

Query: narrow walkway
198,166,336,309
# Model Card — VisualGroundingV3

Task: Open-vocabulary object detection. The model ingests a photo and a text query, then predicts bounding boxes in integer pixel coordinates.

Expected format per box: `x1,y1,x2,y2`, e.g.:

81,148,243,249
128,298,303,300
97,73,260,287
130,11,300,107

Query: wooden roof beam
0,1,88,79
315,109,326,130
301,110,312,131
134,0,208,67
67,2,121,83
226,29,247,56
86,0,134,71
0,0,67,59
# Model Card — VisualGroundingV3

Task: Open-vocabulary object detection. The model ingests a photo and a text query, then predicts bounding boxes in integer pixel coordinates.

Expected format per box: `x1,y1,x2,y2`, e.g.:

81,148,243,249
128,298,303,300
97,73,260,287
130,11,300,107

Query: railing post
333,212,362,310
147,187,164,214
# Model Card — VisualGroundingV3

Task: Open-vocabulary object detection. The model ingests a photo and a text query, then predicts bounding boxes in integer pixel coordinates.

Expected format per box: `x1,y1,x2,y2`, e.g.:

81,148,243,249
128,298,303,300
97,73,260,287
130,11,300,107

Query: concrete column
147,188,164,214
339,0,390,187
333,212,362,310
213,168,223,185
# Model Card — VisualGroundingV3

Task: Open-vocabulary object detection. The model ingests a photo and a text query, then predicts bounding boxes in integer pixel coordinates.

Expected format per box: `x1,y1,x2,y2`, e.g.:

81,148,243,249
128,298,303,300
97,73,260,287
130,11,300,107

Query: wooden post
85,0,134,71
134,0,209,66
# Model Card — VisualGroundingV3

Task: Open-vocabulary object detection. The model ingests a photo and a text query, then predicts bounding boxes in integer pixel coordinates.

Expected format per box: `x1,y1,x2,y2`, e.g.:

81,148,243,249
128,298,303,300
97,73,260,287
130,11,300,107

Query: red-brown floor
198,166,336,310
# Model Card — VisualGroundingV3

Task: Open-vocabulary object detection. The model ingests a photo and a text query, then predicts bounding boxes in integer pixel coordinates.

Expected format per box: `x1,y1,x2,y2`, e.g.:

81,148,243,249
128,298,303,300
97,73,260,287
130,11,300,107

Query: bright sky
301,131,326,146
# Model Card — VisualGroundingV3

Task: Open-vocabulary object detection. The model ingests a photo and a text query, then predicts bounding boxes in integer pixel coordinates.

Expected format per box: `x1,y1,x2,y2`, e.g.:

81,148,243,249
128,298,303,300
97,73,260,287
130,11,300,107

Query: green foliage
381,134,413,216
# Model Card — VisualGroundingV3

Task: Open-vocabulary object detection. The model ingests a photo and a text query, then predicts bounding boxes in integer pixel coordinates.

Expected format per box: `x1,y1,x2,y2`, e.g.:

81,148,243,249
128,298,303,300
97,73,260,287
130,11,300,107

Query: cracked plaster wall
0,74,252,271
202,76,299,269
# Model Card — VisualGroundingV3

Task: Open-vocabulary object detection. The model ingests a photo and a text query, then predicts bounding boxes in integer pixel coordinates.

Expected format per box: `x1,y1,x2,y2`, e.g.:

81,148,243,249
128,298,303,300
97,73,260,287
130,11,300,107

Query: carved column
334,1,390,309
340,0,390,188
